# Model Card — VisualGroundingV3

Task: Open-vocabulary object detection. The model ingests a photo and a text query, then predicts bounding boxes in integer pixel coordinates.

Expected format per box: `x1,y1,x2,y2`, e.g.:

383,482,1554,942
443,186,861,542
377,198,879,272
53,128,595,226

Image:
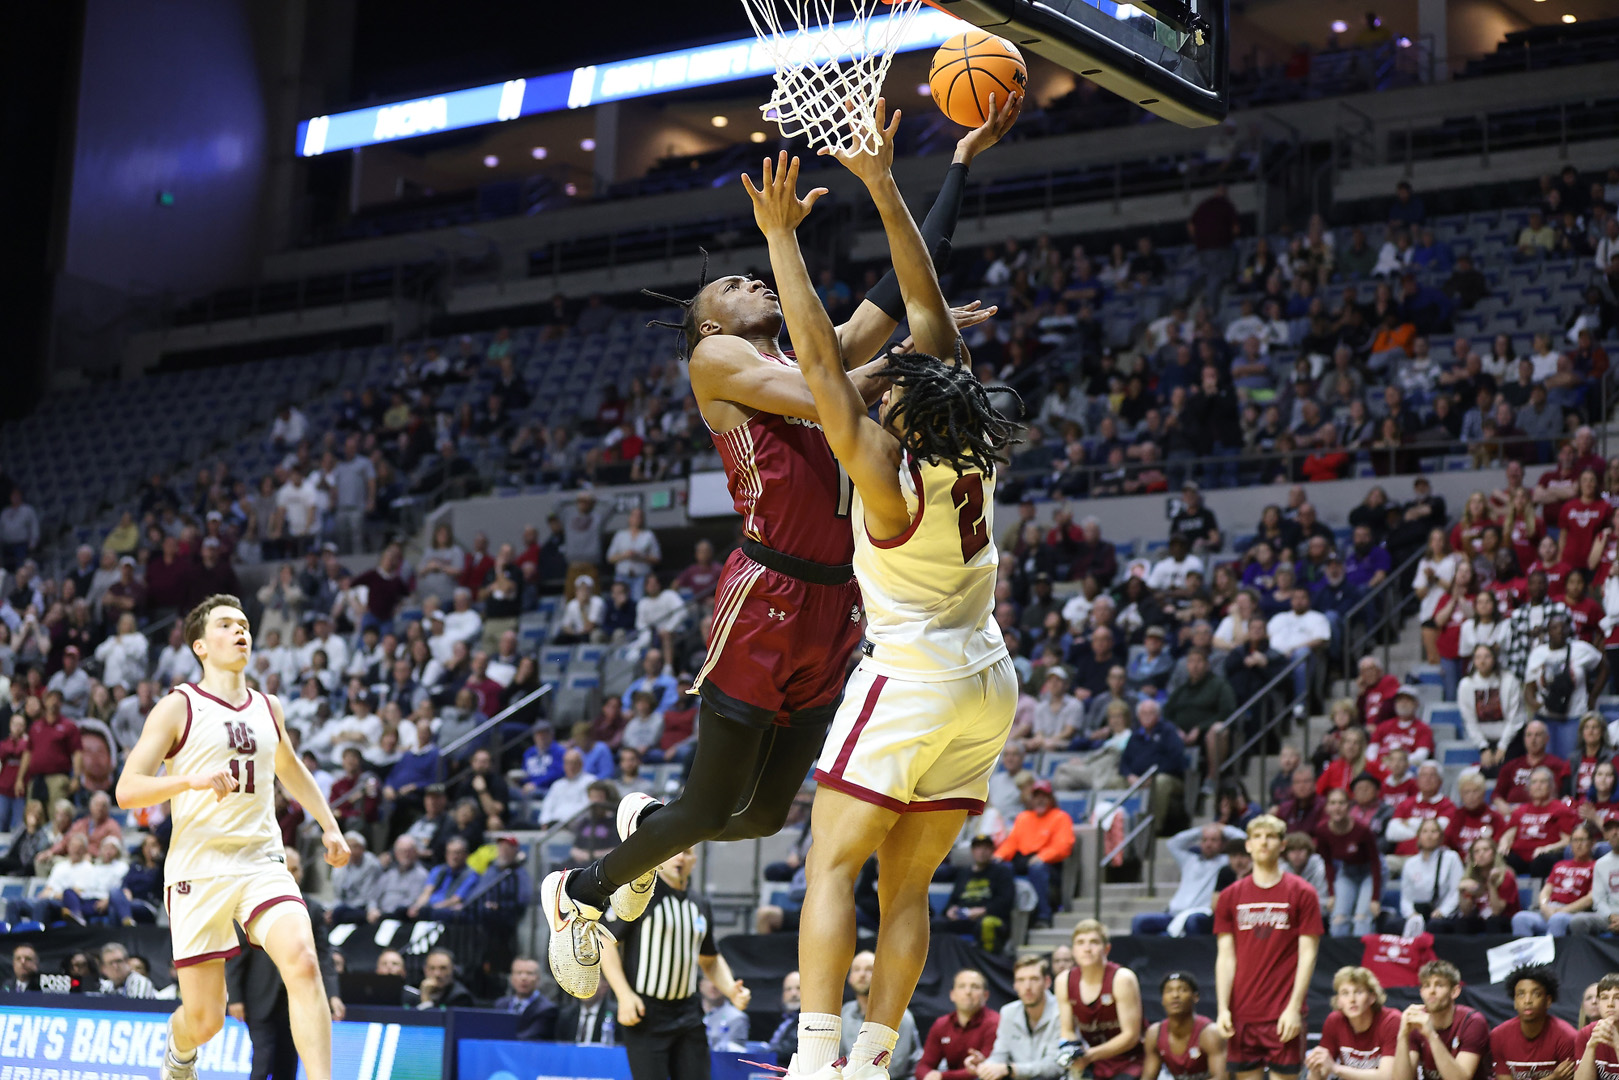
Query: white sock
850,1022,899,1070
167,1016,196,1062
797,1012,843,1073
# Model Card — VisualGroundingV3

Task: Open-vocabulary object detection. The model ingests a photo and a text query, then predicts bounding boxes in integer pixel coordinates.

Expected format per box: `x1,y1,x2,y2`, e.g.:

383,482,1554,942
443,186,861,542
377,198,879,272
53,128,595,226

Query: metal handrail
1095,814,1159,922
1336,545,1428,680
436,684,551,791
1097,765,1160,820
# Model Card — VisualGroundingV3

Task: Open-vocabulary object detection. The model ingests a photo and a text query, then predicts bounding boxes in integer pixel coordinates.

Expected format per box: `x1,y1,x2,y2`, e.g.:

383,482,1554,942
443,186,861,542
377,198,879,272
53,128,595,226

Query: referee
601,847,752,1080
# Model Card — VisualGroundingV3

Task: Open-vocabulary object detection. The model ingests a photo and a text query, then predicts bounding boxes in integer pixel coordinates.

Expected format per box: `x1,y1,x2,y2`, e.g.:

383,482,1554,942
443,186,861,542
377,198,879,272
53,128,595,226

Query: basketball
928,30,1027,128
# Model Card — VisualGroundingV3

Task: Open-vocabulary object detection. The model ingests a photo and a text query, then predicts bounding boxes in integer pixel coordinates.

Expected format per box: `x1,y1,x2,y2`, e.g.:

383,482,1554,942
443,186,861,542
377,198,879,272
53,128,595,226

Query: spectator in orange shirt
995,780,1075,926
1369,311,1417,375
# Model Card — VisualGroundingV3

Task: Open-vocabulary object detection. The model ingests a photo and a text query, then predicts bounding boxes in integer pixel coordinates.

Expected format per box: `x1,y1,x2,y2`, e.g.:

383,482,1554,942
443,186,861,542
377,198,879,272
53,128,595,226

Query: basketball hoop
739,0,924,155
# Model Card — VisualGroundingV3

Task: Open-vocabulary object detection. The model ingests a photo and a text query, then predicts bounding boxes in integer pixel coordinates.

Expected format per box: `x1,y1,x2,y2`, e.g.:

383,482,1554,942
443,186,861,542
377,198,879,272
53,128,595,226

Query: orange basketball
928,30,1027,128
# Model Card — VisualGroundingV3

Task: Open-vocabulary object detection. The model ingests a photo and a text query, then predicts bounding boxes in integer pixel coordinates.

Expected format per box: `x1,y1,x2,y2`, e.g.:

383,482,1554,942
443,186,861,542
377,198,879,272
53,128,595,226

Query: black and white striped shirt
611,876,716,1005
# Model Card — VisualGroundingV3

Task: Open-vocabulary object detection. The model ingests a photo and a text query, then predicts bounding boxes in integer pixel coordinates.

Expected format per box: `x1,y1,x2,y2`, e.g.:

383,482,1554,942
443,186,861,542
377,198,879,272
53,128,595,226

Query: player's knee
280,943,322,987
187,999,226,1042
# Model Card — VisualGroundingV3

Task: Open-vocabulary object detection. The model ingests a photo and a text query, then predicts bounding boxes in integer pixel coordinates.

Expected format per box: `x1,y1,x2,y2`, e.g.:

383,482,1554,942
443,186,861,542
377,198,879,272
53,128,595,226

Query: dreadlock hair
877,345,1022,477
642,248,712,361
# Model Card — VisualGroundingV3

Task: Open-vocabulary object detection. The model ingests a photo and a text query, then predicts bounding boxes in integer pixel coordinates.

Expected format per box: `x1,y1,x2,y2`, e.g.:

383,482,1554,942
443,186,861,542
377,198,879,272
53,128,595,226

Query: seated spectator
917,969,999,1080
451,747,509,830
1372,690,1434,764
1126,627,1175,692
1318,726,1383,797
1274,765,1326,835
1267,588,1331,706
616,747,658,796
7,832,105,926
1384,761,1456,867
1021,667,1083,753
1511,821,1598,937
537,747,595,827
1502,765,1580,875
1397,818,1464,936
328,748,380,830
1052,700,1132,792
621,648,678,712
368,836,429,924
1571,816,1619,935
327,831,382,924
978,956,1062,1080
1517,212,1557,257
520,722,565,796
1163,648,1235,793
602,580,637,641
1121,700,1187,835
1494,720,1571,810
404,947,475,1009
491,956,558,1041
934,835,1016,952
407,837,480,921
1282,831,1330,905
554,576,604,645
1131,822,1245,936
995,780,1075,926
565,781,620,866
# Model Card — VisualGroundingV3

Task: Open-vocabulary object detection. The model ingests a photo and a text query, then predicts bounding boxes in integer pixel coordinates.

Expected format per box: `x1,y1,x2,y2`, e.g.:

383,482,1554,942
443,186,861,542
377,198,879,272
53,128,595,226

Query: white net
740,0,924,155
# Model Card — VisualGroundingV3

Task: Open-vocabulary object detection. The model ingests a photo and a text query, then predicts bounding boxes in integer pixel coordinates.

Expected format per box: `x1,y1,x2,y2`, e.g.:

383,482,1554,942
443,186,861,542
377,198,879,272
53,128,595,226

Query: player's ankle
564,865,613,912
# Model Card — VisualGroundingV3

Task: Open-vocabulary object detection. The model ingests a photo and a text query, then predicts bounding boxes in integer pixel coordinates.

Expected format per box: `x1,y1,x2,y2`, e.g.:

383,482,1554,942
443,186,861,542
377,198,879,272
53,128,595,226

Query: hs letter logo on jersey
225,721,257,755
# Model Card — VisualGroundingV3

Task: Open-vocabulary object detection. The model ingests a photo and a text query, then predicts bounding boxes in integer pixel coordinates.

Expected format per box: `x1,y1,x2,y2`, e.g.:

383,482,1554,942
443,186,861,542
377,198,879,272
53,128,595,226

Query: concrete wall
409,467,1507,559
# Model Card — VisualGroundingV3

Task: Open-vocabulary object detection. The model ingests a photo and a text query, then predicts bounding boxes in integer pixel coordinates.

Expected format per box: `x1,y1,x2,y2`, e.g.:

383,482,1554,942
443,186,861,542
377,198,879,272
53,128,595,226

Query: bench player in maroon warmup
1391,960,1492,1080
1140,973,1226,1080
541,98,1021,998
1575,973,1619,1080
1215,813,1323,1080
1057,920,1144,1079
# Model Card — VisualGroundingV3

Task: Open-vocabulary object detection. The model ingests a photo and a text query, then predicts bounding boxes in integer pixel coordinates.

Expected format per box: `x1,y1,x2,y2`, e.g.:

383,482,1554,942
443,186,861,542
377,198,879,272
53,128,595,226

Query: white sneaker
160,1017,198,1080
609,791,661,922
841,1060,890,1080
541,869,615,999
784,1056,845,1080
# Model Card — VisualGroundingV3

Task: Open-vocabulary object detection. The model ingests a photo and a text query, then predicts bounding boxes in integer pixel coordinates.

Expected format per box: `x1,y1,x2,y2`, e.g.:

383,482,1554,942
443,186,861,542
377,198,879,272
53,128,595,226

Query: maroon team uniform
1578,1021,1619,1080
1413,1005,1492,1080
1067,963,1145,1078
692,350,863,728
1489,1015,1578,1080
1154,1016,1215,1080
1213,873,1324,1072
1319,1008,1401,1074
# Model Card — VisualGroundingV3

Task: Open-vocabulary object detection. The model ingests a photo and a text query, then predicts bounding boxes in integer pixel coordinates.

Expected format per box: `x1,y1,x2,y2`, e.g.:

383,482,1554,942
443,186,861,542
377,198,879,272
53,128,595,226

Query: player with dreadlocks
745,96,1020,1080
541,95,1021,1001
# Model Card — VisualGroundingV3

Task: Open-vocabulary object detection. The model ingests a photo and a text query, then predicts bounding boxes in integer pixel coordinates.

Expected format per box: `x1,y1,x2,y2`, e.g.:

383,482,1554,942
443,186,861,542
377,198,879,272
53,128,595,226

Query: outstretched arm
834,95,1019,364
689,335,890,421
744,153,910,533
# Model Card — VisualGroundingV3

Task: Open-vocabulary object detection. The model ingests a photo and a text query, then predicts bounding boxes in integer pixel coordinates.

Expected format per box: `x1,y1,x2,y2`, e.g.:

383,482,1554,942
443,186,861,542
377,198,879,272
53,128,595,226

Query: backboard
920,0,1228,128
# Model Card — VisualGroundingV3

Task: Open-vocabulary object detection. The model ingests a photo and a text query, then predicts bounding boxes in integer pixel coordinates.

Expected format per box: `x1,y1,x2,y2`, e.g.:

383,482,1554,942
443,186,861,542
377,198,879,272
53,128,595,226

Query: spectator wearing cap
1169,482,1221,553
1129,627,1177,693
46,647,90,718
100,556,147,629
1022,667,1083,753
1121,699,1188,836
519,721,565,795
1310,554,1362,652
556,575,604,645
935,835,1016,951
995,780,1073,925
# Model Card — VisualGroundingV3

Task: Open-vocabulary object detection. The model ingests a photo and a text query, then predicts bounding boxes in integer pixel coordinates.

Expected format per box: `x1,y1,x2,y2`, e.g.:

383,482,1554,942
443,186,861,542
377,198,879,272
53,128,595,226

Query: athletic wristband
864,162,970,322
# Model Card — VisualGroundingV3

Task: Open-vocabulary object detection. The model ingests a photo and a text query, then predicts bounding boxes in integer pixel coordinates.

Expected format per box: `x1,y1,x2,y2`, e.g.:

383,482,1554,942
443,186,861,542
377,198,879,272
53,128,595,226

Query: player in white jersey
742,97,1020,1080
117,593,350,1080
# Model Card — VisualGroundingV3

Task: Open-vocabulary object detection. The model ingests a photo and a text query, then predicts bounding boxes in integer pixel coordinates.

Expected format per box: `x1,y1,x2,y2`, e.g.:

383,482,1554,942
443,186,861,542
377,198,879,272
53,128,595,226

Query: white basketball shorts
166,863,307,967
813,655,1017,813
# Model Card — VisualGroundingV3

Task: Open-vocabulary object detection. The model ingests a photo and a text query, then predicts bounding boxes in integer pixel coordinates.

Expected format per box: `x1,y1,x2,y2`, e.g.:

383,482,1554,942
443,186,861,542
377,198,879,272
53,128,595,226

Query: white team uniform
164,683,304,966
814,452,1016,812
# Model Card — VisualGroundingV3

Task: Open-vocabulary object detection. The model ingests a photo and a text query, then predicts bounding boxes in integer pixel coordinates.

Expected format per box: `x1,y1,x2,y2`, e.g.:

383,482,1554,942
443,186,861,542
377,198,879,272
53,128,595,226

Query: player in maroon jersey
1393,960,1492,1080
1057,920,1144,1078
1215,813,1323,1080
539,100,1022,999
1576,973,1619,1080
1308,967,1402,1080
1141,972,1226,1080
1489,965,1578,1080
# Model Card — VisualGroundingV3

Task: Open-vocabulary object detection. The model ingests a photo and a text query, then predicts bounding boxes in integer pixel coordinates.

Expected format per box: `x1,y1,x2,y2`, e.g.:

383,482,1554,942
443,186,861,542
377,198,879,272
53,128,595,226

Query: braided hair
642,248,712,360
877,344,1021,477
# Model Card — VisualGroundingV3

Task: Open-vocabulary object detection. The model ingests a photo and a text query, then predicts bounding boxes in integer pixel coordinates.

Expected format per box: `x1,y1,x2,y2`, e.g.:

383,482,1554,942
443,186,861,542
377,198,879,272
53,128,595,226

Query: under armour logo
768,607,787,621
850,605,861,622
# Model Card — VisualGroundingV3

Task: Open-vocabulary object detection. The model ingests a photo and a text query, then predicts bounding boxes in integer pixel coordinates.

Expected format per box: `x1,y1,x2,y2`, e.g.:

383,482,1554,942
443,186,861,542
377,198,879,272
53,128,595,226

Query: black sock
565,862,615,910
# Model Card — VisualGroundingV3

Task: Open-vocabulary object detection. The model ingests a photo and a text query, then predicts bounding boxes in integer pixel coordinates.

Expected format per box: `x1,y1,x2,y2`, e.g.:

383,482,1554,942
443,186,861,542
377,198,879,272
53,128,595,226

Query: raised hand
741,152,828,237
891,301,996,355
955,91,1022,166
820,97,900,184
